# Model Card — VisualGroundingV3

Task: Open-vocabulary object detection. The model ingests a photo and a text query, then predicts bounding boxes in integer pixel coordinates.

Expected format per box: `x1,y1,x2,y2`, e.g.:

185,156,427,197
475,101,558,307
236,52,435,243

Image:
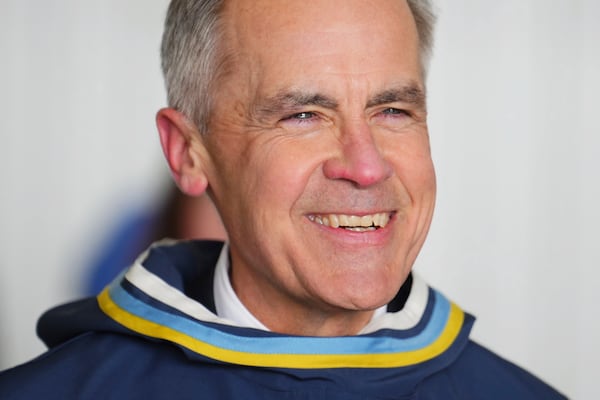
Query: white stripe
360,273,429,333
124,243,240,327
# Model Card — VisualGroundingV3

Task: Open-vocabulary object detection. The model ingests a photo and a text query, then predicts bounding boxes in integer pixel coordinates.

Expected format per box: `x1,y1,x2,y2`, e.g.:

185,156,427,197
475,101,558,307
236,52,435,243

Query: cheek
389,136,435,193
408,156,436,192
226,136,325,222
251,143,321,209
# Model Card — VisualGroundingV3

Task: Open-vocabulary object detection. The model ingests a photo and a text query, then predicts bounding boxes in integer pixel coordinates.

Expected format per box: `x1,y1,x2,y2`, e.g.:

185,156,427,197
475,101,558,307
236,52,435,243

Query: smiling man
158,0,437,337
0,0,565,399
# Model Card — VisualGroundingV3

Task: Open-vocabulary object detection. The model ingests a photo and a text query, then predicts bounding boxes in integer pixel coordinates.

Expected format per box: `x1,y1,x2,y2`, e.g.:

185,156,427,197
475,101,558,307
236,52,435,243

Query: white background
1,1,598,398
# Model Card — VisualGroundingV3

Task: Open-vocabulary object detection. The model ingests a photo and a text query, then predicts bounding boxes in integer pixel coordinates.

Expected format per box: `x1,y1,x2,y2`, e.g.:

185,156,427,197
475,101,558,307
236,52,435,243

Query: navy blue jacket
0,241,566,399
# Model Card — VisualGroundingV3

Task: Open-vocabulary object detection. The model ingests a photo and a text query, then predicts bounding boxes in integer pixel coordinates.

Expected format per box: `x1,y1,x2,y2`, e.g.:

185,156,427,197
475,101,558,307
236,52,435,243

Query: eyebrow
253,90,339,120
366,84,426,109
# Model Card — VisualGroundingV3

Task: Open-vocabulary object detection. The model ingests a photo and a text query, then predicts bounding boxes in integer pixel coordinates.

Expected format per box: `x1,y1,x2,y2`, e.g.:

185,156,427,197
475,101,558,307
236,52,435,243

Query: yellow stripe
97,288,464,369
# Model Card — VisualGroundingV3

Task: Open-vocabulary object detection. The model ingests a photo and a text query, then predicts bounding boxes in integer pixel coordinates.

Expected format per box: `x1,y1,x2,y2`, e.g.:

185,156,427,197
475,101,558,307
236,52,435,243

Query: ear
156,108,209,196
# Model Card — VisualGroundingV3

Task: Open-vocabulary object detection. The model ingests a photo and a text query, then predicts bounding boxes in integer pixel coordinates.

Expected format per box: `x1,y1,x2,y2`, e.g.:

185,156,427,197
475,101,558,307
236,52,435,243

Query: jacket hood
38,240,475,390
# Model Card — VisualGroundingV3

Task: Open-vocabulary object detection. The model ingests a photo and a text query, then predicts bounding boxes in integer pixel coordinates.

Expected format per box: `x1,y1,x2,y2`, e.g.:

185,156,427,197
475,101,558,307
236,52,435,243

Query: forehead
225,0,413,34
218,0,422,100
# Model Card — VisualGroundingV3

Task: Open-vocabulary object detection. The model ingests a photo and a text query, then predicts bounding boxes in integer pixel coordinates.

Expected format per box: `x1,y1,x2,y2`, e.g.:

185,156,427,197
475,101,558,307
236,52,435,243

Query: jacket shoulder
0,331,198,399
421,340,567,399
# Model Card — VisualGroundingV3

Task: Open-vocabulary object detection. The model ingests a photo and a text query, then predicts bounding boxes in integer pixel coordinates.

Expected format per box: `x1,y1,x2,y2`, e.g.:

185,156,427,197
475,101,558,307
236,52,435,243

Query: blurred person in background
84,185,226,295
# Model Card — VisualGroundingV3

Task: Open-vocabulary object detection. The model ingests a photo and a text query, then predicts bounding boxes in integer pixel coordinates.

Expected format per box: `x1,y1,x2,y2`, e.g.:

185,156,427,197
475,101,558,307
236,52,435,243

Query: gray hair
161,0,436,133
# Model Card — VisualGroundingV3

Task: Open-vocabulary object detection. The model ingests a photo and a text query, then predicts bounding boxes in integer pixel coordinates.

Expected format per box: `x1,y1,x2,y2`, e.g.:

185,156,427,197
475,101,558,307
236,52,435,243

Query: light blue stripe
108,283,450,356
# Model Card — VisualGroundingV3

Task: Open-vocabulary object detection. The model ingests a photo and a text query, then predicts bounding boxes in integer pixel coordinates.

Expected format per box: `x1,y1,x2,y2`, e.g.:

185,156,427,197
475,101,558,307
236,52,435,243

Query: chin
334,275,401,311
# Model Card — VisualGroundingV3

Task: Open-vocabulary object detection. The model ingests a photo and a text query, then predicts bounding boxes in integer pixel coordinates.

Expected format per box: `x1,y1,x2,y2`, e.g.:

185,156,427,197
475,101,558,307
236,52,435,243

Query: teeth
360,215,372,227
346,226,377,232
374,213,381,227
347,215,361,226
338,215,349,226
329,214,340,228
309,212,391,229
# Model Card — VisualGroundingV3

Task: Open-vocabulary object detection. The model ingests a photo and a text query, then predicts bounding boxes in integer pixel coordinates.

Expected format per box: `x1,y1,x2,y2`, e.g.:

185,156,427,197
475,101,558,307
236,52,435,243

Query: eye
279,111,320,128
373,107,415,130
283,111,317,121
381,107,408,116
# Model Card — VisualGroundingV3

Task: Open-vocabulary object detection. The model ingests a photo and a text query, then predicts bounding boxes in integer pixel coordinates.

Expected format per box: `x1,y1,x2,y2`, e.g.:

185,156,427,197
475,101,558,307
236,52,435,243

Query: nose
322,121,392,187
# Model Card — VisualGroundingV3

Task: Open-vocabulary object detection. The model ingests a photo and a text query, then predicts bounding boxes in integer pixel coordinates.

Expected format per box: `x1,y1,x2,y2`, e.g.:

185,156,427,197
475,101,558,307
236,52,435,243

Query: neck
230,267,377,337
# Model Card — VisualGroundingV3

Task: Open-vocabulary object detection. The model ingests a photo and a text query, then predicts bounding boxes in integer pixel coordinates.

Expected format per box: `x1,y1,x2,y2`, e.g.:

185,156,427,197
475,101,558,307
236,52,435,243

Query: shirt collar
213,243,269,330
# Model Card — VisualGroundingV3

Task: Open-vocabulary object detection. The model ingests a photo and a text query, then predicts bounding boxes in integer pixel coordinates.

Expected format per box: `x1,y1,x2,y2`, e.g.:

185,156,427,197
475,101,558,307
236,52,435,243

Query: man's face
201,0,436,333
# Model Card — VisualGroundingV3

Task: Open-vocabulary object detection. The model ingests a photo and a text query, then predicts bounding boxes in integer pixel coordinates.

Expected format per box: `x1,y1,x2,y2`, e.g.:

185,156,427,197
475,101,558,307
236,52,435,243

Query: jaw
296,213,413,302
225,203,427,336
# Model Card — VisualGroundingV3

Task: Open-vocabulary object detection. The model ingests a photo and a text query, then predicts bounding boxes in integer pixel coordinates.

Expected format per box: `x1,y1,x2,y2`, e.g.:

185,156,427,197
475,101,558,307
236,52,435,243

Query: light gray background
1,1,598,398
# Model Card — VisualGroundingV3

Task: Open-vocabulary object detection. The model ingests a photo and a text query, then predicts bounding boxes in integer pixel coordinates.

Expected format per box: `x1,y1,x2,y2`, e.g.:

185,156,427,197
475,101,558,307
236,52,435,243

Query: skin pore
157,0,436,336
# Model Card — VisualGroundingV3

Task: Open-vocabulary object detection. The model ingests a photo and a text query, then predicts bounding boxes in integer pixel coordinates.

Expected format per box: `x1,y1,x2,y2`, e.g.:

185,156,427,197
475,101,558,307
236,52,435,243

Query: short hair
161,0,436,133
